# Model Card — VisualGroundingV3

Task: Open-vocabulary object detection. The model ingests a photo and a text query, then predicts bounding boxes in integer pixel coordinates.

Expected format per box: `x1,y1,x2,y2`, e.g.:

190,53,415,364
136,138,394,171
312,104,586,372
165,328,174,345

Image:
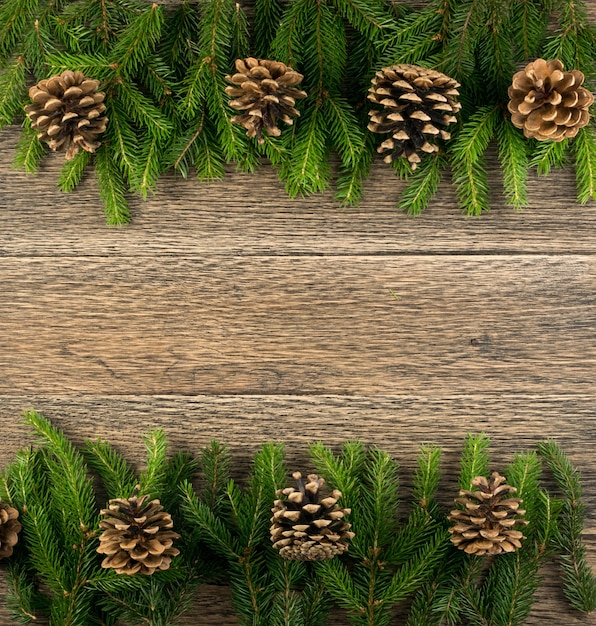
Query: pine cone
97,486,180,575
448,472,529,556
368,64,461,169
24,70,108,160
270,472,355,561
0,502,21,559
225,57,307,143
508,58,594,141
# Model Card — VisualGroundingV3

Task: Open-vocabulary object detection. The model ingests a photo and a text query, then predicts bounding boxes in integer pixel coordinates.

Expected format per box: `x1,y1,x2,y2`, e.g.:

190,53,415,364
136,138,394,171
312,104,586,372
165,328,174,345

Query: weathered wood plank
0,255,593,394
1,127,595,256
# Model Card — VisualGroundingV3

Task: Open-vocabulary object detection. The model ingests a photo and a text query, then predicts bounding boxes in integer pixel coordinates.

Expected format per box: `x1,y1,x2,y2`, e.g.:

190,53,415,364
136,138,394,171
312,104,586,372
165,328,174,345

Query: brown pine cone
508,58,594,141
225,58,307,143
270,472,354,561
368,64,461,169
448,472,529,556
97,486,180,575
0,502,21,559
24,70,108,160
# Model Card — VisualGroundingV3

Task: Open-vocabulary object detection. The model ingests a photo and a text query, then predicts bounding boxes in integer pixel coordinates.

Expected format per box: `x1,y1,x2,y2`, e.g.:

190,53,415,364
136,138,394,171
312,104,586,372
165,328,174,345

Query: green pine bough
0,0,595,223
0,412,594,625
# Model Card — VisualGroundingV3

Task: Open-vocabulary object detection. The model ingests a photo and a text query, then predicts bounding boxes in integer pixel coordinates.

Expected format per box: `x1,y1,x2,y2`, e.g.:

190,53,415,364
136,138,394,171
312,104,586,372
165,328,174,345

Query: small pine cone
97,486,180,575
0,502,22,559
24,70,108,160
270,472,355,561
448,472,529,556
367,64,461,169
507,58,594,141
225,57,307,143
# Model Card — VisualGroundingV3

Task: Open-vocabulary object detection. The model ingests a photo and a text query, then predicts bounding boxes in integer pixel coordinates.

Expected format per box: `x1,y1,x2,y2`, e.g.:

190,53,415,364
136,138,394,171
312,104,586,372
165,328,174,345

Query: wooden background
1,3,595,621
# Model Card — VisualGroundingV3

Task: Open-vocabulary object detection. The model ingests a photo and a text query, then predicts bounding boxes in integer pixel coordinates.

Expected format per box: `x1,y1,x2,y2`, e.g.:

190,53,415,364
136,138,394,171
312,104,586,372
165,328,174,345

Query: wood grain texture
1,128,596,256
1,1,596,619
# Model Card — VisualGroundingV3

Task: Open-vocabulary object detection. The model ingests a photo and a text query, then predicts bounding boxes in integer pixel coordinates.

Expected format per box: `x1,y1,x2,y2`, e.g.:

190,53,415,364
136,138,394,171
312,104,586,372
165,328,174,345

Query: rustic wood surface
1,6,596,615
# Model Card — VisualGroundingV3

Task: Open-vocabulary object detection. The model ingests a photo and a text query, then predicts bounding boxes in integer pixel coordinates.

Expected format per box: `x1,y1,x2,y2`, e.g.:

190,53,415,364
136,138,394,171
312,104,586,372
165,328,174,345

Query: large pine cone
25,70,108,160
368,64,461,169
448,472,529,556
508,58,594,141
97,486,180,575
225,58,307,143
0,503,21,559
270,472,355,561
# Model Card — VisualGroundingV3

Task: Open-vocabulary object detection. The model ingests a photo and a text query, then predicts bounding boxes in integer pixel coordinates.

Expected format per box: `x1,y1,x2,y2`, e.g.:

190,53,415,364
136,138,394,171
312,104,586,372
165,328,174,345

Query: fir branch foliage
94,144,130,225
449,106,500,215
328,0,394,39
180,479,241,562
573,124,596,204
13,118,45,175
24,410,97,540
83,438,137,500
529,138,570,176
0,0,36,61
322,95,365,169
109,2,164,77
378,5,442,68
4,559,44,624
496,117,529,210
412,444,442,511
280,100,331,196
458,432,491,490
201,439,232,509
138,428,169,497
0,55,26,127
58,150,91,193
253,0,284,59
314,558,366,614
537,439,596,614
398,153,445,215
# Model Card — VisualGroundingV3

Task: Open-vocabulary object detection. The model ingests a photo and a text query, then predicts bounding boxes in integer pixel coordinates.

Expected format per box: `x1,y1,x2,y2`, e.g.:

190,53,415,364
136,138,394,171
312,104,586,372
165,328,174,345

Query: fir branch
94,144,130,225
241,442,286,551
328,0,393,38
313,558,366,614
280,100,331,196
397,153,445,215
529,137,570,176
379,6,442,68
380,528,450,605
109,2,164,77
537,439,596,614
0,55,26,128
83,438,137,500
58,150,91,193
103,97,141,189
138,428,169,497
133,133,163,199
4,559,44,624
458,433,491,490
573,124,596,204
322,95,365,168
13,118,45,175
24,410,97,539
230,1,249,63
180,480,241,562
496,117,529,210
511,0,549,60
0,0,34,61
412,444,442,511
309,440,366,509
442,0,490,82
201,440,232,509
253,0,284,58
449,105,500,215
334,139,374,206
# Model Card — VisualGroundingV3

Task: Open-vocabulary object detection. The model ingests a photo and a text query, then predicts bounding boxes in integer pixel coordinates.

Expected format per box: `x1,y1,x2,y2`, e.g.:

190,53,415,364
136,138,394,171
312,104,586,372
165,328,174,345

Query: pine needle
94,145,130,225
573,124,596,204
496,117,529,210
